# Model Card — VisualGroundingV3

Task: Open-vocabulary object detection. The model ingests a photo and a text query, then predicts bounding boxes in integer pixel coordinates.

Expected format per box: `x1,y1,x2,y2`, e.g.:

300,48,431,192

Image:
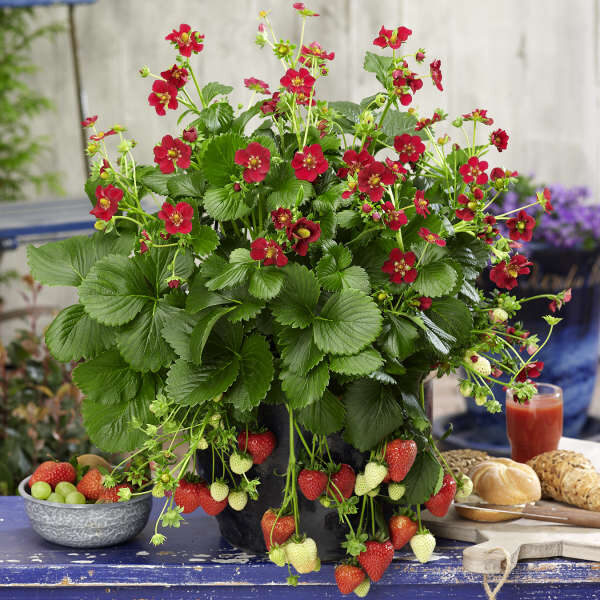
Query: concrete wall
2,0,600,334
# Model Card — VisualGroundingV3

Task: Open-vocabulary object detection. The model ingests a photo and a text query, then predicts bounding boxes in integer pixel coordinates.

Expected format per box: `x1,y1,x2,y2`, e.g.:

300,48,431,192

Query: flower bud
452,117,463,128
375,93,387,106
360,110,375,126
361,203,372,213
94,220,107,231
112,124,126,132
233,182,242,192
182,126,198,142
371,211,381,222
415,49,426,62
139,65,150,78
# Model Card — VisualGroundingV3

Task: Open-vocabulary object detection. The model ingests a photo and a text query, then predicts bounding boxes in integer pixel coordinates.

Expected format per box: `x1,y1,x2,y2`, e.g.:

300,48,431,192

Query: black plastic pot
197,381,434,560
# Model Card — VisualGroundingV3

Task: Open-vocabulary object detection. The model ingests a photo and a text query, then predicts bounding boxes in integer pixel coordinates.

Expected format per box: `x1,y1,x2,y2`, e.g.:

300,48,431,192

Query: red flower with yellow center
490,128,509,152
89,129,116,141
372,25,412,49
90,184,123,222
462,108,494,125
418,227,446,247
291,144,328,182
234,142,271,183
337,149,374,178
286,217,321,256
357,161,396,202
148,80,178,116
153,135,192,174
280,67,315,95
489,254,532,290
161,64,189,89
382,201,407,231
271,207,293,230
81,115,98,128
414,190,430,217
506,210,536,242
384,158,407,178
300,41,335,67
455,193,476,221
250,238,288,267
382,249,418,284
165,24,204,57
158,201,194,235
244,77,271,95
458,156,488,185
394,133,425,163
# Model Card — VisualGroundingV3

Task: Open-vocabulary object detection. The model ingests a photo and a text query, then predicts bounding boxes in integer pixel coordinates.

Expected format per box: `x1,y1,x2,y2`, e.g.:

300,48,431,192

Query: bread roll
441,449,489,477
469,458,542,505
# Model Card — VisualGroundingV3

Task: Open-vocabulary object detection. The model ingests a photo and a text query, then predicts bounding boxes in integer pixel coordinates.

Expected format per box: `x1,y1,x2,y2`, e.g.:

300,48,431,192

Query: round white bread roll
470,458,542,505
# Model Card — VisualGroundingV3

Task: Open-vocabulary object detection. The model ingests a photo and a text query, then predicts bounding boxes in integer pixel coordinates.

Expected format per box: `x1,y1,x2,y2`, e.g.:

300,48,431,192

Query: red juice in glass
505,383,563,463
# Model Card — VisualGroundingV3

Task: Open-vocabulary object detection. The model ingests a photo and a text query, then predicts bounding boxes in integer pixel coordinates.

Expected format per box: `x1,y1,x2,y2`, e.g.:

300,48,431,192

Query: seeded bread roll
527,450,600,511
441,449,489,477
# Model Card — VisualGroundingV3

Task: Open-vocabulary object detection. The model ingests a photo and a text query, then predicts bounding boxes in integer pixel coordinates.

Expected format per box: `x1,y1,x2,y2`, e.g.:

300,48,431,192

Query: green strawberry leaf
191,225,220,256
281,361,330,409
279,327,324,375
204,186,252,221
298,389,346,435
205,249,255,291
186,277,229,313
166,172,205,198
330,347,383,375
316,246,370,293
202,81,234,103
248,267,285,300
401,451,443,505
202,132,246,187
413,260,458,298
189,306,235,364
271,263,320,328
265,162,313,210
161,311,199,362
380,315,420,360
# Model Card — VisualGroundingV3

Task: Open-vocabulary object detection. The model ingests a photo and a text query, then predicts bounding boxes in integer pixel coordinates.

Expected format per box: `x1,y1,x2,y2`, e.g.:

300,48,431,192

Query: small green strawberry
286,537,319,574
454,474,473,501
209,414,222,429
319,496,333,508
269,544,287,567
388,482,406,501
410,530,436,564
230,452,253,475
197,437,209,450
354,473,371,496
228,490,248,511
364,462,388,489
354,577,371,597
367,486,380,497
210,480,229,502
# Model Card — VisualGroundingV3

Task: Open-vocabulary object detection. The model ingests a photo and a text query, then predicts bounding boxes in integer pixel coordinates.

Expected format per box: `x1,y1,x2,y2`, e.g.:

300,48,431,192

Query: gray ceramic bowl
18,476,152,548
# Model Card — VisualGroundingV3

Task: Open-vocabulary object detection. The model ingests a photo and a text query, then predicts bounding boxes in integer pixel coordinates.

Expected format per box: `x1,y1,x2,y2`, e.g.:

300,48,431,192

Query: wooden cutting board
424,502,600,574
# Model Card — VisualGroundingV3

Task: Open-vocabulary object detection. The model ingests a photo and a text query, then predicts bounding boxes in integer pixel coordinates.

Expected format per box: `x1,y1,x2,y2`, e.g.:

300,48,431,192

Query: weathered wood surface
1,497,599,599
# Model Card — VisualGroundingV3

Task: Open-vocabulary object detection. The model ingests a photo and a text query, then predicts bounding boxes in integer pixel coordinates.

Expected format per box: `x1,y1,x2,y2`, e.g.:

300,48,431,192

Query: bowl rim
18,476,151,509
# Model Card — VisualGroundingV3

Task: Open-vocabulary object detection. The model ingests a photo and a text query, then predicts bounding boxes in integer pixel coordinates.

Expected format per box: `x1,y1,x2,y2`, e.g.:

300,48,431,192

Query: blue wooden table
0,497,598,599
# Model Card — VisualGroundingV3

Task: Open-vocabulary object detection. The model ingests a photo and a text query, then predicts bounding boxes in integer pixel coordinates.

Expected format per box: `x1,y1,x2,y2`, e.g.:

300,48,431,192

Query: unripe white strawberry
354,473,371,496
354,577,371,597
475,393,487,406
285,537,319,574
455,475,473,501
367,486,380,498
230,452,253,475
459,380,473,397
209,414,222,429
388,482,406,501
269,544,287,567
152,483,165,498
364,462,388,489
489,308,508,323
228,490,248,511
197,437,209,450
210,481,229,502
464,351,491,377
410,531,436,563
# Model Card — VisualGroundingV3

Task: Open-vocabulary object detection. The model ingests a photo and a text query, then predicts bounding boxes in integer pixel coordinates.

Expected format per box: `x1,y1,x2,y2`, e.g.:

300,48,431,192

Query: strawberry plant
26,4,567,594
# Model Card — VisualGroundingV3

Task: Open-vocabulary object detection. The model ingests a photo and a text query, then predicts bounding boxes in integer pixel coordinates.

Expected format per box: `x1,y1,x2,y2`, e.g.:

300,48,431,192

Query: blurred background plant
0,275,96,495
0,6,64,203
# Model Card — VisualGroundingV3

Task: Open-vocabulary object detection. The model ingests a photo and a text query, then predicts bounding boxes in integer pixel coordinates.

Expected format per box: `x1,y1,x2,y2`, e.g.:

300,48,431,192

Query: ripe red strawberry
328,464,356,502
358,540,394,582
237,430,276,465
174,478,204,514
198,482,228,516
260,509,296,551
335,564,366,595
76,468,104,500
425,473,457,517
298,469,328,501
98,483,132,503
389,515,417,550
385,439,417,482
30,461,76,489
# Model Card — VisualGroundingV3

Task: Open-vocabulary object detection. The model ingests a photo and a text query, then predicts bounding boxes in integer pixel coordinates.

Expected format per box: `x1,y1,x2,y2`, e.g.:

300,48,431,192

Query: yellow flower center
394,259,409,274
167,149,179,158
248,155,261,169
157,92,170,106
181,32,190,43
265,247,277,258
303,155,315,168
99,198,110,209
507,265,519,278
368,175,381,187
170,212,183,226
292,76,303,86
297,227,311,239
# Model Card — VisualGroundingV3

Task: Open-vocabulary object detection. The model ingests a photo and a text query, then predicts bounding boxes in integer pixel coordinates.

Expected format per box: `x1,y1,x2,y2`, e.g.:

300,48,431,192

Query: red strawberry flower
158,201,194,235
234,142,271,183
160,64,189,89
250,238,288,267
373,25,412,49
549,288,572,313
414,190,430,216
261,92,282,116
394,133,426,163
291,144,328,182
506,210,536,242
89,129,116,141
153,135,192,174
490,167,506,181
244,77,270,94
341,180,357,199
418,227,446,246
90,184,123,221
148,80,178,116
337,149,374,178
463,108,494,125
293,3,320,16
271,207,293,230
418,296,432,310
300,42,335,67
490,128,509,151
382,249,418,284
165,24,204,57
429,59,443,91
280,67,315,95
516,361,544,383
357,161,396,202
478,215,499,244
182,126,198,142
489,254,532,290
455,193,476,221
287,218,321,256
385,158,408,178
540,188,554,213
382,201,407,230
82,115,98,127
459,156,488,185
